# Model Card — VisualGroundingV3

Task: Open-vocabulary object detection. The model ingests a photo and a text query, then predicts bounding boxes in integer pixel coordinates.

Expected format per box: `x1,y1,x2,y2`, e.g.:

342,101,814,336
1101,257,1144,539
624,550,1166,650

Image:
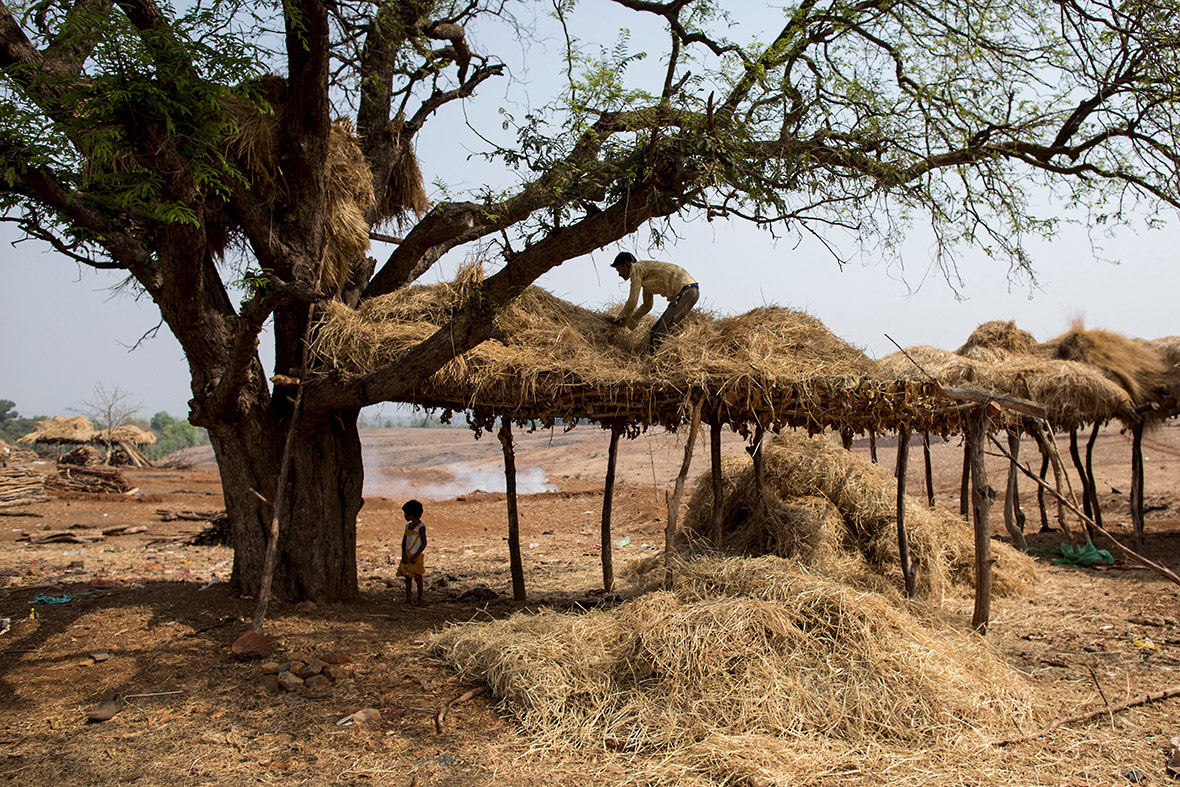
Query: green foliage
0,399,45,445
144,413,209,460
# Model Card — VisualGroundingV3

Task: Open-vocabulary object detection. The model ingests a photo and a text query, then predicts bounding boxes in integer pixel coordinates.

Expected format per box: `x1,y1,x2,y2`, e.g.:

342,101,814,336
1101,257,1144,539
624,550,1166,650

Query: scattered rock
276,671,304,692
231,630,271,660
351,707,380,724
89,650,110,662
287,660,307,676
294,661,323,679
260,674,281,694
258,662,279,675
304,674,330,692
87,698,121,723
322,652,353,665
322,664,347,681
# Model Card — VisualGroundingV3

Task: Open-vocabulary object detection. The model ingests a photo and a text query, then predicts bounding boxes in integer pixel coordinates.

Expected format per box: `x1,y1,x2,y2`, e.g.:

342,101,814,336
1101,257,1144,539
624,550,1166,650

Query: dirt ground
1,423,1179,786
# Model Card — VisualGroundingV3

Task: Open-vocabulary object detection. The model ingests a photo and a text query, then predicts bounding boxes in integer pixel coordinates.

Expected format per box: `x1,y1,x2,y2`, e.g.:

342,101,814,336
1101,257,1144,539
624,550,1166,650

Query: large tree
0,0,1176,601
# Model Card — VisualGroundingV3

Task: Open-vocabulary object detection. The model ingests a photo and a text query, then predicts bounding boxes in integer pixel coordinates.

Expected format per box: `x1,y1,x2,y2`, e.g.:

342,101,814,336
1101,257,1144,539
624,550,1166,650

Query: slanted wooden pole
967,409,994,633
1029,422,1077,543
498,418,526,601
922,431,935,507
1003,427,1027,550
960,442,971,519
600,424,622,593
895,424,917,597
665,397,705,590
710,419,724,550
1086,422,1104,529
1068,428,1094,527
869,430,878,463
1130,419,1146,547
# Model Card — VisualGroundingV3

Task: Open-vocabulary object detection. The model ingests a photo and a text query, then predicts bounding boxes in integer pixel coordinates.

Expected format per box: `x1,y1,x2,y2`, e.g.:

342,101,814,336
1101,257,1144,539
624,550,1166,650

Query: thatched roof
17,416,96,445
956,320,1040,362
879,346,1132,429
310,268,955,434
105,424,158,446
1043,320,1168,407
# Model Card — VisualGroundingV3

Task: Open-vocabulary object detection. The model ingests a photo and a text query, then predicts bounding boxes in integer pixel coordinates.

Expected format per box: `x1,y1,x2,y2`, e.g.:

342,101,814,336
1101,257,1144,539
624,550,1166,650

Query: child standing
396,499,427,604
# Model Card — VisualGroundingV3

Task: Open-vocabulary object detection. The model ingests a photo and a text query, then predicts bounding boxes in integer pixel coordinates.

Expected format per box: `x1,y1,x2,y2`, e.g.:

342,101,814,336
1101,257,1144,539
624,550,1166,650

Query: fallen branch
434,685,490,734
992,684,1180,746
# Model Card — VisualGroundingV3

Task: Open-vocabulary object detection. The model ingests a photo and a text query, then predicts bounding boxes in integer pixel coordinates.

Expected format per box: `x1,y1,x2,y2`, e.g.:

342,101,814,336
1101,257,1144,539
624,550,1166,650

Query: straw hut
16,416,97,445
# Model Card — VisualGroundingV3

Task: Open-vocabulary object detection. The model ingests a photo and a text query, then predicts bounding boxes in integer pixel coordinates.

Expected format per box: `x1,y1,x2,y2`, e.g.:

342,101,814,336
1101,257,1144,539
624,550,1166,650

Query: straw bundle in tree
679,432,1036,599
374,115,431,227
1044,319,1168,406
429,554,1036,784
956,320,1039,362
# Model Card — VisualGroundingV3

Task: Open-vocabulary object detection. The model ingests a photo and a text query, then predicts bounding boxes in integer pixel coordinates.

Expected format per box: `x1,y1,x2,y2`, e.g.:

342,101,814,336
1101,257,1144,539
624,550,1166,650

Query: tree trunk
1068,428,1093,521
967,411,994,634
211,401,361,603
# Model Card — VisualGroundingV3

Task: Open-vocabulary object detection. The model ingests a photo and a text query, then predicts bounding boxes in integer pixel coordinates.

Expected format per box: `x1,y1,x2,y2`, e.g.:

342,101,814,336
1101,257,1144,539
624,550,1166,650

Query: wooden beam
665,396,704,590
600,424,622,592
498,418,526,601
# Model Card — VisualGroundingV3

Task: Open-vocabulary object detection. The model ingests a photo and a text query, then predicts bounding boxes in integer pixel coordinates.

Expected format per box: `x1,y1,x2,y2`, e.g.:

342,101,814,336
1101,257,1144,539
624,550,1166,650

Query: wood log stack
46,463,134,494
0,468,49,508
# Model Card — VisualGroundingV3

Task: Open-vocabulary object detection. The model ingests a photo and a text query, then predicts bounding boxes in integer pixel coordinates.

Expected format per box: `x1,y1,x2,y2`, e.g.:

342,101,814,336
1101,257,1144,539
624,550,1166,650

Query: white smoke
363,461,555,501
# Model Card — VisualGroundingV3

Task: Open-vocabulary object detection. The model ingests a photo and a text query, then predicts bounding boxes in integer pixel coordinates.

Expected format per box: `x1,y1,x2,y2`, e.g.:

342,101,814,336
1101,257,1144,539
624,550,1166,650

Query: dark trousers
649,284,699,350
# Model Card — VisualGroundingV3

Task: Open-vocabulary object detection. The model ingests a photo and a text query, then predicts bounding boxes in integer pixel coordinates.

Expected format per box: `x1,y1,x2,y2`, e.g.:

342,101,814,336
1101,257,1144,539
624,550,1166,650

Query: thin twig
991,684,1180,746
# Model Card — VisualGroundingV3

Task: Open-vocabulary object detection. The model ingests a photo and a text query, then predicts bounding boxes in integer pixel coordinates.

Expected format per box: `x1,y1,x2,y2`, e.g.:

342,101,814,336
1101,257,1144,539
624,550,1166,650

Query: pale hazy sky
2,3,1178,420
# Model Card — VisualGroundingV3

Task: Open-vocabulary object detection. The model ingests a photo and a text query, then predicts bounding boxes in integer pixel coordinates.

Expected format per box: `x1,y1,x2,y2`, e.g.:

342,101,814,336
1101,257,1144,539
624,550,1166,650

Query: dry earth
1,423,1179,786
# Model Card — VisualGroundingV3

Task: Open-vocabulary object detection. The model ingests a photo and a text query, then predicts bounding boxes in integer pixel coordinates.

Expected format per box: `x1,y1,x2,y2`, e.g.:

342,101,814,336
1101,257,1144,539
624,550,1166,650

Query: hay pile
1044,319,1168,406
310,264,883,427
956,320,1040,362
679,431,1037,600
430,555,1037,785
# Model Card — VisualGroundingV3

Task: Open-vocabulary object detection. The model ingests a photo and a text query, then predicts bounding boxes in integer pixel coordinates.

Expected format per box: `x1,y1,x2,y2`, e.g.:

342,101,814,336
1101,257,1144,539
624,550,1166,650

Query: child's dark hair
402,499,423,519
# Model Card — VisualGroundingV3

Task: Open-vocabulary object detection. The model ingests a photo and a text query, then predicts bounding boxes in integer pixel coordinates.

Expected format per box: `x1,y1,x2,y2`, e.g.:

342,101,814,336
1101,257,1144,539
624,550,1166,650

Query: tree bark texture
960,442,971,519
211,402,361,603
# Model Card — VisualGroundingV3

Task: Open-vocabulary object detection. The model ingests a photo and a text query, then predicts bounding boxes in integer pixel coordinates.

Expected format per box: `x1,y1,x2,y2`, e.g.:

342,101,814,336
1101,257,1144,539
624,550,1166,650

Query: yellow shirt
617,260,697,329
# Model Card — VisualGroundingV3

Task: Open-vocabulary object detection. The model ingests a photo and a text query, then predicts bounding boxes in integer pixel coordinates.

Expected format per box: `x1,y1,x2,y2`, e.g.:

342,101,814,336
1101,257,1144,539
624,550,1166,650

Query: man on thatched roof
609,252,700,350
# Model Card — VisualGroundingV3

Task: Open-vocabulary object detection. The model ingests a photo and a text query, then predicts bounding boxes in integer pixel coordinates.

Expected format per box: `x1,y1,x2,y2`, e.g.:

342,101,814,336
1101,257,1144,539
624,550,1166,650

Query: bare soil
1,424,1178,786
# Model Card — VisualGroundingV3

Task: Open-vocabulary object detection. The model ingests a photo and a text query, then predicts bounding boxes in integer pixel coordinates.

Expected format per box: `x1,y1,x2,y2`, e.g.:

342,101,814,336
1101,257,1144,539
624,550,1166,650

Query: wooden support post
967,410,994,634
960,442,971,519
1037,449,1051,533
1004,427,1027,550
710,420,724,550
1086,422,1103,530
752,426,767,503
600,424,622,593
1068,428,1094,525
895,424,917,597
922,431,935,507
869,430,878,463
498,418,526,601
1029,422,1077,543
665,397,705,590
1131,419,1145,547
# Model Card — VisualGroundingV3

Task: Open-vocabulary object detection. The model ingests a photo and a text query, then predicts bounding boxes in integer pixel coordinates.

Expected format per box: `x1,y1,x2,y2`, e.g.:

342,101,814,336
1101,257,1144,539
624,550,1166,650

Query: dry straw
310,263,883,428
429,554,1037,784
1044,319,1168,406
17,416,97,445
678,431,1037,600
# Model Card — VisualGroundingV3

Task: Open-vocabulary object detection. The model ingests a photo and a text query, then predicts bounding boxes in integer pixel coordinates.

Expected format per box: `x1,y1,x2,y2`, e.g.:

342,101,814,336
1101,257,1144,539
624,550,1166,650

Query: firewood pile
60,445,103,466
46,463,134,494
0,469,49,508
